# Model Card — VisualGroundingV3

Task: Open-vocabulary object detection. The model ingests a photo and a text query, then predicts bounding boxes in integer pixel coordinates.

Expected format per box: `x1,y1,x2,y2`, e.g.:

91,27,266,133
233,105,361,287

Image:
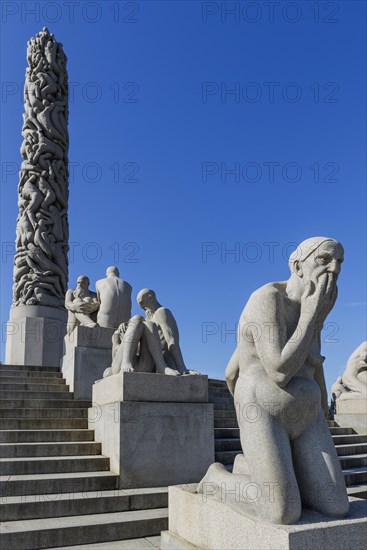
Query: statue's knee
267,497,301,525
130,314,144,324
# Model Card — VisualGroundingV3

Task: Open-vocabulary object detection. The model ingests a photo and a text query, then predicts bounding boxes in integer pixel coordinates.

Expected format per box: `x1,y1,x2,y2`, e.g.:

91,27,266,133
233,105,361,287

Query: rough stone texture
62,347,111,400
12,28,69,309
6,305,67,366
65,326,115,350
162,485,367,550
199,237,349,524
61,326,114,399
92,373,208,404
89,402,214,488
335,397,367,435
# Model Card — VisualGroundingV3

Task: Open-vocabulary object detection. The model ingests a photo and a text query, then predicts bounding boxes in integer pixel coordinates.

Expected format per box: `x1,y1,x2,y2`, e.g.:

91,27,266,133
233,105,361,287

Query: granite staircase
0,364,168,549
209,378,367,500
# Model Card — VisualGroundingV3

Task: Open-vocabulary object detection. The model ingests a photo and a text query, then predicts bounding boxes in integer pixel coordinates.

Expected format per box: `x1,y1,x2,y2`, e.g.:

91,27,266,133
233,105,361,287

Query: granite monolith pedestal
161,485,367,550
89,372,214,489
6,305,67,367
61,326,114,400
335,398,367,435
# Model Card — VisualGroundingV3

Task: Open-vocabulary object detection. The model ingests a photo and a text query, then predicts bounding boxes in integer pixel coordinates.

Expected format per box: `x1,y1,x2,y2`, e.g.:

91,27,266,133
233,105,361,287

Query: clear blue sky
1,1,366,395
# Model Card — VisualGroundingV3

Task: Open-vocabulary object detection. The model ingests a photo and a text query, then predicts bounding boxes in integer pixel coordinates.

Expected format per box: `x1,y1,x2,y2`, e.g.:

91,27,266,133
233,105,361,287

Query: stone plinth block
92,372,209,405
88,402,214,489
61,326,114,400
5,305,67,367
64,325,115,349
335,398,367,434
161,485,367,550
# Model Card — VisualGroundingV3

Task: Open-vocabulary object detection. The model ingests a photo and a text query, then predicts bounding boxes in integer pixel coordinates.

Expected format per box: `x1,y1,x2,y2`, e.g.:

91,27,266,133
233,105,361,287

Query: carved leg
142,321,180,376
115,316,145,373
292,409,349,517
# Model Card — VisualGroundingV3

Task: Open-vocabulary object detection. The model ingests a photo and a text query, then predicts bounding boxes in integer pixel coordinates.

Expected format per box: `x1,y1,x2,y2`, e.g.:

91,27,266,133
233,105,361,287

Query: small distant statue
95,266,132,329
332,342,367,402
65,275,100,333
198,237,349,524
103,288,199,377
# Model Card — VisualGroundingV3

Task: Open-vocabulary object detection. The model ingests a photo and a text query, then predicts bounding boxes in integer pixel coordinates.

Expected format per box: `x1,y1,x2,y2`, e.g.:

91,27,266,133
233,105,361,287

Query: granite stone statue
65,275,99,333
95,266,132,329
198,237,349,524
332,342,367,402
103,289,198,377
12,28,69,308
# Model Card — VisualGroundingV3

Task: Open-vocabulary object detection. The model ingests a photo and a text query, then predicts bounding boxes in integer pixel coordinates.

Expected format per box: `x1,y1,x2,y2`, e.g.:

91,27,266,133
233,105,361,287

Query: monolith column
6,27,69,366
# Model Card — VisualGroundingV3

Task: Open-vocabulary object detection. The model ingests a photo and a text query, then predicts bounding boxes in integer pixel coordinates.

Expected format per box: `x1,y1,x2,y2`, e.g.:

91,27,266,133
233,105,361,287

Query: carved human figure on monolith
333,342,367,401
12,28,69,308
103,289,198,377
65,275,99,333
95,266,132,329
198,237,349,524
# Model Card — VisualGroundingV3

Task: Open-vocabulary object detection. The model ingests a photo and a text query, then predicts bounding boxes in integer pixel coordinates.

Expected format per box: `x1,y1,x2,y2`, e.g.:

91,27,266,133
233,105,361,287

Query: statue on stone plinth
65,275,99,333
103,288,198,377
12,28,69,308
95,266,132,329
198,237,349,524
332,342,367,402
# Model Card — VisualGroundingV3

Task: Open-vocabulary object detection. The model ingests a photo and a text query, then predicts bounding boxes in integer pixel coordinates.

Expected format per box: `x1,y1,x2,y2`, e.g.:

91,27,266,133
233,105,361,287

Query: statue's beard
145,309,154,320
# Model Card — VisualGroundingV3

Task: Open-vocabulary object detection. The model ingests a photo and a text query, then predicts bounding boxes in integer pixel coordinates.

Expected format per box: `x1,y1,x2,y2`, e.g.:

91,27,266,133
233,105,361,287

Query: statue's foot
85,321,97,328
164,367,181,376
120,363,135,373
197,462,228,494
182,369,200,375
103,367,112,378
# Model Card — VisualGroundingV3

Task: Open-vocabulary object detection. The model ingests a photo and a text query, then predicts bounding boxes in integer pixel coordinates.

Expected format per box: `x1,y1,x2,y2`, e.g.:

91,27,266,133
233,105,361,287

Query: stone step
0,418,88,430
0,365,60,372
0,408,88,419
209,397,234,404
347,484,367,499
215,438,242,452
0,429,95,443
52,536,161,549
332,434,367,445
214,428,239,438
0,507,168,549
0,370,62,379
211,404,236,412
214,411,237,418
215,450,242,465
0,471,119,496
0,390,74,400
214,418,238,428
338,454,367,469
329,427,356,435
0,441,102,458
342,467,367,485
0,398,91,409
0,376,66,385
0,487,168,521
0,455,110,475
335,443,367,456
0,382,69,392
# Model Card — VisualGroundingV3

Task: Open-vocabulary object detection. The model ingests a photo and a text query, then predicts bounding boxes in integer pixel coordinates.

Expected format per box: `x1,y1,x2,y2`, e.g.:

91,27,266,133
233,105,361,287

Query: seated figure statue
65,275,100,333
333,342,367,401
197,237,349,525
103,289,197,377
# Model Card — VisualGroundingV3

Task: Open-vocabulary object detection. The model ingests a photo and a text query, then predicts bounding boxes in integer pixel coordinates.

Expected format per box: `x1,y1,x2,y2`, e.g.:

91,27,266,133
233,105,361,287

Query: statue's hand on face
301,273,330,321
